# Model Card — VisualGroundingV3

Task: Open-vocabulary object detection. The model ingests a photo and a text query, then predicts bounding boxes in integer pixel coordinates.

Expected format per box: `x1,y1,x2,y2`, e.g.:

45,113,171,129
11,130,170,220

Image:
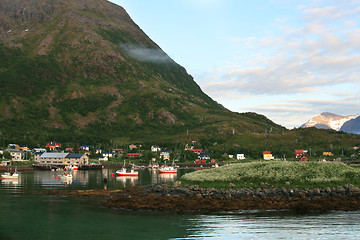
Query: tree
3,151,11,160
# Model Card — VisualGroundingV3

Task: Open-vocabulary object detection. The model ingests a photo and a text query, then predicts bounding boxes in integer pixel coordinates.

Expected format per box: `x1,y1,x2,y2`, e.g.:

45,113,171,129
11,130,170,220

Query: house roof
263,151,272,154
40,153,68,158
6,149,21,153
190,149,203,152
127,153,140,156
66,153,85,159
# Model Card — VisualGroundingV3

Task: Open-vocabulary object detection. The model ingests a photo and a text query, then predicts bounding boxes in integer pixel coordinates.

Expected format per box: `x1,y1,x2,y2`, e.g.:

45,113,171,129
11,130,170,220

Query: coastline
44,183,360,212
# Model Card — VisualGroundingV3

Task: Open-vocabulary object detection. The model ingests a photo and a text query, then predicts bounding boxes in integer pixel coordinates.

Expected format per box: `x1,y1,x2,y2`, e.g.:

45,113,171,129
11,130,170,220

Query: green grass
180,161,360,189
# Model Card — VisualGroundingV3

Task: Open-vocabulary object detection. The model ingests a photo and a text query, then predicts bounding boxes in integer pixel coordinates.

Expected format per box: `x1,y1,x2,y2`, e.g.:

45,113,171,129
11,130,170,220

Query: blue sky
110,0,360,128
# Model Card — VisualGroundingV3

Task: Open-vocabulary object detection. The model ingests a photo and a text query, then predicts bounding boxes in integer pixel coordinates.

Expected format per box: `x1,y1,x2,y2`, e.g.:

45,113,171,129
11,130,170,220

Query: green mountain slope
0,0,291,147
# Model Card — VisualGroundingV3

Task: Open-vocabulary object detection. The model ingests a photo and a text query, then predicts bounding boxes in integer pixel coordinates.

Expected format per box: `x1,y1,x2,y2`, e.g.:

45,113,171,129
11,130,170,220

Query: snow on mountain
301,112,360,132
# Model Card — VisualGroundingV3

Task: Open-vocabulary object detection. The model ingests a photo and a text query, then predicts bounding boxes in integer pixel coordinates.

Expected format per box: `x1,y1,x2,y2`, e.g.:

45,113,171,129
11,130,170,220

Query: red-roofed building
112,149,124,153
190,149,203,155
263,151,274,160
129,144,137,151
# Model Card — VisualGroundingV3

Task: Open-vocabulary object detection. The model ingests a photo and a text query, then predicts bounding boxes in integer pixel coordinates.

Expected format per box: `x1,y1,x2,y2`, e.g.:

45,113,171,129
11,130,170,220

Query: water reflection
0,168,194,191
1,179,19,186
116,176,138,187
158,173,177,182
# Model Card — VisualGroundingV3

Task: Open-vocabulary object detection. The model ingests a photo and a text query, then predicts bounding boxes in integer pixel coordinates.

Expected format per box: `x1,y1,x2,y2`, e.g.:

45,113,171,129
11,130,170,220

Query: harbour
1,169,360,239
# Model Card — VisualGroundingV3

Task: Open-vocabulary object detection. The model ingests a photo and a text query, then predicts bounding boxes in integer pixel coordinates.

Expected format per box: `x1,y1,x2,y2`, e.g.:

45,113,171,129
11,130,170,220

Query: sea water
0,170,359,240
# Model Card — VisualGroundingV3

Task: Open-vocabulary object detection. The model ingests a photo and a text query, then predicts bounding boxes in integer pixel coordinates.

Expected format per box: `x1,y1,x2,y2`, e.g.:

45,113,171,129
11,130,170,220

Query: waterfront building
37,152,68,165
65,153,89,165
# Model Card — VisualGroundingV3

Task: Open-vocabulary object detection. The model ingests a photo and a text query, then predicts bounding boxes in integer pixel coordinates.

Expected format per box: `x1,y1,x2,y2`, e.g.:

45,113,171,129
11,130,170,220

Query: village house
160,151,170,160
99,156,108,161
16,144,29,151
81,145,94,151
127,153,140,158
7,144,17,149
66,147,74,151
102,152,114,158
237,153,246,160
228,154,234,159
37,152,68,165
263,151,274,160
151,145,161,152
65,153,89,165
6,149,23,161
45,142,58,151
33,148,46,154
323,151,334,156
129,144,137,151
95,148,102,154
112,149,123,154
190,149,203,155
0,149,3,155
199,152,210,160
295,149,308,158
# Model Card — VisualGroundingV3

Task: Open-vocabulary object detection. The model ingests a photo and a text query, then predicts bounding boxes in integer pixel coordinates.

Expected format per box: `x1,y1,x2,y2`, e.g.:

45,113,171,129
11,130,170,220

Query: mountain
340,116,360,134
0,0,284,147
301,112,360,133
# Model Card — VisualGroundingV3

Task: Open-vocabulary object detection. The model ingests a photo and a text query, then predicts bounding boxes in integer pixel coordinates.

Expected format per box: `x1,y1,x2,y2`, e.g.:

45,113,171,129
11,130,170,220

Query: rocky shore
43,182,360,212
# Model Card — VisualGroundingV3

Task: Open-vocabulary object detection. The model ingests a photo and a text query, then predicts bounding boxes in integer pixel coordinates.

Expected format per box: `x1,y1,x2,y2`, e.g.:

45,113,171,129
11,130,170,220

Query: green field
180,161,360,189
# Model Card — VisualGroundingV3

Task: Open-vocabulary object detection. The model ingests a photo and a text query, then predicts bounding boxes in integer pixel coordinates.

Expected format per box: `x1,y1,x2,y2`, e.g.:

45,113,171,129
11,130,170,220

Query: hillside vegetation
0,0,284,147
0,0,359,153
181,161,360,189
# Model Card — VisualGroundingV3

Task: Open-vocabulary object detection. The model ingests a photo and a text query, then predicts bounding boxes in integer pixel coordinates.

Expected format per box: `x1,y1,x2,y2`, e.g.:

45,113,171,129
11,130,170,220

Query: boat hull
116,172,138,177
158,169,177,174
116,170,138,177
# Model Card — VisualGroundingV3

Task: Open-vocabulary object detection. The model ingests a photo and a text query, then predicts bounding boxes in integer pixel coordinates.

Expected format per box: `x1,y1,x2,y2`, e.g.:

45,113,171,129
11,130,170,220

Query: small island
45,161,360,212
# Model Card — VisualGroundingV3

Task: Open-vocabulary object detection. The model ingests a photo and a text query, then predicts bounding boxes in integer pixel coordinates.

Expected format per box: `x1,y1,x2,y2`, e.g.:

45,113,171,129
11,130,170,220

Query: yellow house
323,151,334,156
263,151,274,160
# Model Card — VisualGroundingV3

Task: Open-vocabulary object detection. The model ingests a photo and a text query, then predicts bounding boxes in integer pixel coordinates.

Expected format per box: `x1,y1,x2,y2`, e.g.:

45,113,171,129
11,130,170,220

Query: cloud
120,44,171,63
200,1,360,97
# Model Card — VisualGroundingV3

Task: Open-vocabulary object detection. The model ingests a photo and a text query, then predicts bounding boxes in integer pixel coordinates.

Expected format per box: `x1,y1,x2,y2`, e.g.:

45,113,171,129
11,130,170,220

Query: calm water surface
1,169,360,240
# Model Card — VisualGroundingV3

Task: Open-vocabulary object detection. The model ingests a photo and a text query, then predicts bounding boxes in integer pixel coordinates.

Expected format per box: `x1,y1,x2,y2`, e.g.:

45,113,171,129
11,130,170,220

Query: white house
151,145,161,152
102,152,114,158
33,148,46,153
236,153,245,160
160,151,171,160
99,156,108,161
6,149,22,161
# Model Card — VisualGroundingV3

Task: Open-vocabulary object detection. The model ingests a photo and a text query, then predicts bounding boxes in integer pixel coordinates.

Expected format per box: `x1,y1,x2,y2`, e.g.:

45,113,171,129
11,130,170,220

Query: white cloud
201,1,360,98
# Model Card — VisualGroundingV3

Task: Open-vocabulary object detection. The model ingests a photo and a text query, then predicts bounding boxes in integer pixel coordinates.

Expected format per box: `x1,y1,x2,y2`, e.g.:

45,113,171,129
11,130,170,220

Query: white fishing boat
158,160,178,174
116,161,138,177
65,165,79,171
58,172,73,184
1,172,19,180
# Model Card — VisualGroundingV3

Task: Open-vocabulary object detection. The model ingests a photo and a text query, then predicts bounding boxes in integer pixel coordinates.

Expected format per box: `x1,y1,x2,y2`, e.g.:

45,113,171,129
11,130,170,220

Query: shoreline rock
103,184,360,212
43,184,360,212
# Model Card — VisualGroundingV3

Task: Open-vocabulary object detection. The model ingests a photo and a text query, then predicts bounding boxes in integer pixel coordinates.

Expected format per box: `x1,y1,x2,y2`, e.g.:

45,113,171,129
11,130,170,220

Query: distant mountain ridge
301,112,360,134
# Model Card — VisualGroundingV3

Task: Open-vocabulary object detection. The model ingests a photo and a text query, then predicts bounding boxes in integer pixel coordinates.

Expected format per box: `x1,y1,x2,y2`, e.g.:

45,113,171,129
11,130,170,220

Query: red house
190,149,203,155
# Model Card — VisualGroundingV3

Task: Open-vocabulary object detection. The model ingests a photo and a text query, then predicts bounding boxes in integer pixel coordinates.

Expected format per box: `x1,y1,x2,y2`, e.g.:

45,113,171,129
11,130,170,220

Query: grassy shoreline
180,161,360,189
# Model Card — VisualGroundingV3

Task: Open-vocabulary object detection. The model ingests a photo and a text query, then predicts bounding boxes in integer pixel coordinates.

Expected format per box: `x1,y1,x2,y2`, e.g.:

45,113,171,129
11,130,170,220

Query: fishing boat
116,161,138,177
158,159,178,174
1,172,19,180
58,172,73,184
65,165,79,171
